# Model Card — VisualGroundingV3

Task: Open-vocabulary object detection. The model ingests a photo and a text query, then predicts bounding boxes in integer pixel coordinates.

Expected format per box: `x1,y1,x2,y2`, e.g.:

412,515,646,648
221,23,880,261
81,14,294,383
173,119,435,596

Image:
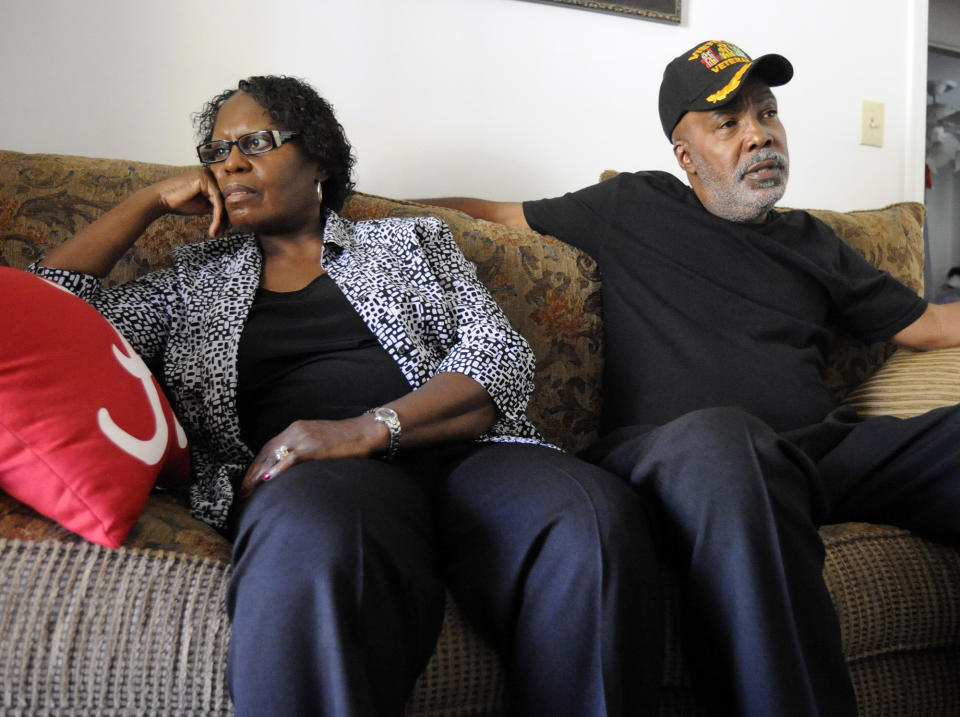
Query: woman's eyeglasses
196,130,299,165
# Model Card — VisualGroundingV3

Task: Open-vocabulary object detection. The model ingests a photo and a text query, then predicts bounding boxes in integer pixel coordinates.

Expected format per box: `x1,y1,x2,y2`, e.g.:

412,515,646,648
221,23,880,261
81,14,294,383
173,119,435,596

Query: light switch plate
860,100,884,147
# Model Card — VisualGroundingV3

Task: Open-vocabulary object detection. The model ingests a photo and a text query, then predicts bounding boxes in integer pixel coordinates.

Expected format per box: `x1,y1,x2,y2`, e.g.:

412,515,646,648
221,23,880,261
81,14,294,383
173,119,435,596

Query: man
421,40,960,716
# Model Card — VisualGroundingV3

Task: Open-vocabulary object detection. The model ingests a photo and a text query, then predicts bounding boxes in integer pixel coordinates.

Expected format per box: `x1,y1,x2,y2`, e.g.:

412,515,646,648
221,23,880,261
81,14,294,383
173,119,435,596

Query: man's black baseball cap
659,40,793,140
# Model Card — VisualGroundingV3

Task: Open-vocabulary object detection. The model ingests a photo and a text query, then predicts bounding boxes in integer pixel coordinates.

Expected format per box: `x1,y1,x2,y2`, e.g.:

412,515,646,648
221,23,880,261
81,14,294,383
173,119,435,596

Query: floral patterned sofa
1,149,958,715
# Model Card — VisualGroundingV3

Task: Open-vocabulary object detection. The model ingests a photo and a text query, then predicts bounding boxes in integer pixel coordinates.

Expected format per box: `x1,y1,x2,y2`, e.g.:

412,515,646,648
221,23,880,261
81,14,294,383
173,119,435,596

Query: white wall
0,0,927,211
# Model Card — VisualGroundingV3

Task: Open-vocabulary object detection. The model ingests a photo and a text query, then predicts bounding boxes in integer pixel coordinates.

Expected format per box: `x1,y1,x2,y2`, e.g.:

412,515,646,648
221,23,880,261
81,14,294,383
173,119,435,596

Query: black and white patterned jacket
32,212,542,530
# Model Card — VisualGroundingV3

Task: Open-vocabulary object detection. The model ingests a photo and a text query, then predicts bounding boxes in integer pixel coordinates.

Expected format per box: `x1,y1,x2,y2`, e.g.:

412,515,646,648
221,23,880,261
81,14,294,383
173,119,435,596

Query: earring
316,181,323,204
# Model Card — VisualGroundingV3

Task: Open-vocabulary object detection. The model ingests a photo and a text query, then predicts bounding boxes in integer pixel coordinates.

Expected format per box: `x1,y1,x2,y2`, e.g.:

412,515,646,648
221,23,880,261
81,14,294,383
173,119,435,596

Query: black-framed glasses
196,130,299,165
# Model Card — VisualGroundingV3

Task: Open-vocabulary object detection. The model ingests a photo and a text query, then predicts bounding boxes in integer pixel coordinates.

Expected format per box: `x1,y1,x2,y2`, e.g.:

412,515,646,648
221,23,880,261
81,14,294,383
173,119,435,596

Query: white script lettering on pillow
98,333,188,466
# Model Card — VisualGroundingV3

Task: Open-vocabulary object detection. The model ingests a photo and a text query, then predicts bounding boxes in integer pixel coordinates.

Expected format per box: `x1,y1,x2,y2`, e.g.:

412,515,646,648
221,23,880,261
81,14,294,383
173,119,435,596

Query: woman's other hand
240,374,498,498
239,416,387,497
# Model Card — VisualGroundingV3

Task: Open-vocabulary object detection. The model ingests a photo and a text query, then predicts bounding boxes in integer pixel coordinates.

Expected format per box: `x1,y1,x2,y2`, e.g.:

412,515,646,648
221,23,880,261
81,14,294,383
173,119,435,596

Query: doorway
926,27,960,302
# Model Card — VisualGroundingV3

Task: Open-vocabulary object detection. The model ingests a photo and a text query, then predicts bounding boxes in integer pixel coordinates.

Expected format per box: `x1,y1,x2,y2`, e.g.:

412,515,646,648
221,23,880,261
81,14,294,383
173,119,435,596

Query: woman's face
208,91,325,236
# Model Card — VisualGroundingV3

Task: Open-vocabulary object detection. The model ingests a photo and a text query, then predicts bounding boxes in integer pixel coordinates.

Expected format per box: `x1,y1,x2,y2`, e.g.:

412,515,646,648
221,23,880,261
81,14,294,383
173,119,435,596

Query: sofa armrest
844,346,960,418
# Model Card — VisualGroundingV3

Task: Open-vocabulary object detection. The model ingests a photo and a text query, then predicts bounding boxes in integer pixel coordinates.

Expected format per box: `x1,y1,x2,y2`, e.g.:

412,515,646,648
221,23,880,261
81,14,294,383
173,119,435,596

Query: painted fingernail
261,472,272,482
239,485,251,498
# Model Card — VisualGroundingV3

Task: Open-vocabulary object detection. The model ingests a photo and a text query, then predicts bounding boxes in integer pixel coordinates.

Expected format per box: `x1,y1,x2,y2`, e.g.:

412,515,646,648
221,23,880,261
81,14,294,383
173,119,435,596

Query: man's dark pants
587,403,960,717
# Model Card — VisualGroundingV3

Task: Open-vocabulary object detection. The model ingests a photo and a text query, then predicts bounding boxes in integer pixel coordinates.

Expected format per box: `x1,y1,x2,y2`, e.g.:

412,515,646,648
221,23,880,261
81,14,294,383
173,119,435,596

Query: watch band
367,406,401,459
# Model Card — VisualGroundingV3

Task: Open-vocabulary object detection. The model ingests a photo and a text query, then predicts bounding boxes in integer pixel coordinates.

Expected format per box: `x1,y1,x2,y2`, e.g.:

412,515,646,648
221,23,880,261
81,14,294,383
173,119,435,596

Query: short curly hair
193,76,356,213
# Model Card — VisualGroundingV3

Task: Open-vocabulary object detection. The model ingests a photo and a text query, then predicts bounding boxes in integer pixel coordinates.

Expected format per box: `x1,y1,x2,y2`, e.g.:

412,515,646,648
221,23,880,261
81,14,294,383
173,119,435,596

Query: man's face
672,78,789,223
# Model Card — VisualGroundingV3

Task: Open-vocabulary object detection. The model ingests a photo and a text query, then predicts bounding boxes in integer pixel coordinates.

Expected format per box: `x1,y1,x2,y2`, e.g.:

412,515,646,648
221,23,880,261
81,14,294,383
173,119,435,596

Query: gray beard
698,149,789,223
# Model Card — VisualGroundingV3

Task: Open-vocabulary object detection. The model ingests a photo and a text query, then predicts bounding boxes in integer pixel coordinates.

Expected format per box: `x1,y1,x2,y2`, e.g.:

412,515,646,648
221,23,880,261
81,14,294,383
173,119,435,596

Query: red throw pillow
0,267,190,548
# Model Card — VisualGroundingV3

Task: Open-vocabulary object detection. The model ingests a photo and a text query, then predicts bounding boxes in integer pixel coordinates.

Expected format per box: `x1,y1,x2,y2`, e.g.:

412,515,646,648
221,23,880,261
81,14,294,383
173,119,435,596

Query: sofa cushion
0,268,190,548
0,536,233,714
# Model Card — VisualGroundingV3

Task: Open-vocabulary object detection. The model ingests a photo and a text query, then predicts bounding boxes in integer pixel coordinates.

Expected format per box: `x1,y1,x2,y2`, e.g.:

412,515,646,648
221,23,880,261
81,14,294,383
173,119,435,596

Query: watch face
374,407,398,422
369,406,400,459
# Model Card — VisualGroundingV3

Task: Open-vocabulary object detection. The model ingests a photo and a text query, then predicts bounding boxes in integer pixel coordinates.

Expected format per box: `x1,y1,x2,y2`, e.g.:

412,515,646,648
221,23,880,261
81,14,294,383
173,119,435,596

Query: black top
237,274,411,452
523,171,927,434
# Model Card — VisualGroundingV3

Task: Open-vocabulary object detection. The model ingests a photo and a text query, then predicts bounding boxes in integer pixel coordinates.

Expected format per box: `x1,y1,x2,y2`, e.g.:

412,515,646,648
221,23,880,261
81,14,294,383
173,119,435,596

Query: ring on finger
273,445,291,463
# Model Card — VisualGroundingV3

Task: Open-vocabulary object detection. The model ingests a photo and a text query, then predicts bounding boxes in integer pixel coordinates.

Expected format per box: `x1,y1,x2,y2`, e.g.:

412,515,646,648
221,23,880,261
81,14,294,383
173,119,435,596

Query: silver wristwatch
368,406,401,459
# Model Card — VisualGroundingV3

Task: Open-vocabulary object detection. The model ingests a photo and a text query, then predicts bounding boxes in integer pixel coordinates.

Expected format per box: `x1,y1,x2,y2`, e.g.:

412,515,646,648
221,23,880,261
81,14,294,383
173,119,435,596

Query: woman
32,76,662,716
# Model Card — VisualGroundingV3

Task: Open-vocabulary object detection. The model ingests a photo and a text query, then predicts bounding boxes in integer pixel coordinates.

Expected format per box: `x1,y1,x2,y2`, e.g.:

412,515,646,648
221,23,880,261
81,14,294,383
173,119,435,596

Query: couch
0,149,958,715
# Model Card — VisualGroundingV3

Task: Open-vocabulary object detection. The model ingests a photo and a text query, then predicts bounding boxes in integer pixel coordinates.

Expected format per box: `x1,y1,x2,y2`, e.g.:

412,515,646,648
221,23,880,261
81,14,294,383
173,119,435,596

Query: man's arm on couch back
414,198,530,230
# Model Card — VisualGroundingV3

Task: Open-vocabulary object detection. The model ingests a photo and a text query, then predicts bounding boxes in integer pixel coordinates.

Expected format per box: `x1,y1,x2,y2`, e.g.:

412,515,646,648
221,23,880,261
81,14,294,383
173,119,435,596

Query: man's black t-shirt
523,171,927,434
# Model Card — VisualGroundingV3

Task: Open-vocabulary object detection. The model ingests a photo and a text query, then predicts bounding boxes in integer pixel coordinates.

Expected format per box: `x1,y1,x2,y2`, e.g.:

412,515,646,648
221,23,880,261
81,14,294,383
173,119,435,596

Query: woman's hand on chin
239,417,387,498
151,168,227,237
38,168,226,275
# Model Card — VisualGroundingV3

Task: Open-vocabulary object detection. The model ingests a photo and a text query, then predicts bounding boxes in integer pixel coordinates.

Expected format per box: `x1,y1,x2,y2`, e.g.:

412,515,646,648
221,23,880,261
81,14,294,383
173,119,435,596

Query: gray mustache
736,151,788,181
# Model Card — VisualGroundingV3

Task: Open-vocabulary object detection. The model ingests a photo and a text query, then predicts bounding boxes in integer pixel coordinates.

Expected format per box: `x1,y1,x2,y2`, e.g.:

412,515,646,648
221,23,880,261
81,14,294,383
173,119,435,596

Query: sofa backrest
0,151,207,285
0,150,927,449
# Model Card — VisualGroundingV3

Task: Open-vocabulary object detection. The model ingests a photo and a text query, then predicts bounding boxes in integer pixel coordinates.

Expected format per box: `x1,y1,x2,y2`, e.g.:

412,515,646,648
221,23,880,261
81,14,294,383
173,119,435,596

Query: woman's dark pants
227,443,663,716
